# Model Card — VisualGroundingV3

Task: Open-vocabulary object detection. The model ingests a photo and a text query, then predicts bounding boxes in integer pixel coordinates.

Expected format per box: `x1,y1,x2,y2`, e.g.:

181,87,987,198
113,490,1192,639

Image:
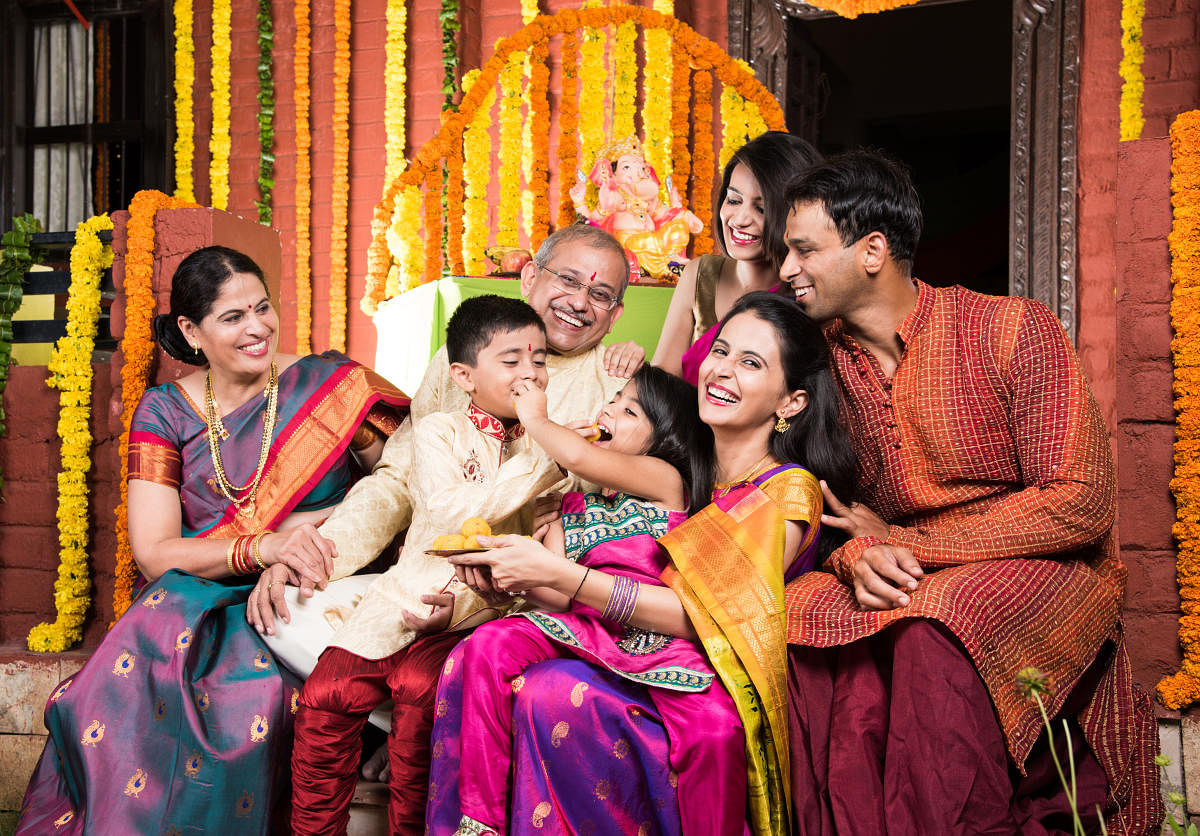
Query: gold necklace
204,363,278,518
713,452,774,497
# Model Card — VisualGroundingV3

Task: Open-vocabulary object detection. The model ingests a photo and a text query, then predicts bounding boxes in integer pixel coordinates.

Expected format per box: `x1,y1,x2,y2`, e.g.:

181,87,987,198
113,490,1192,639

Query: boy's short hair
446,294,547,366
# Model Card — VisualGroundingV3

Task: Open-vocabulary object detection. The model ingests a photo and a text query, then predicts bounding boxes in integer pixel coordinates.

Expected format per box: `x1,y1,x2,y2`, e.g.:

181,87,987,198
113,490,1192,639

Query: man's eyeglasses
539,264,622,311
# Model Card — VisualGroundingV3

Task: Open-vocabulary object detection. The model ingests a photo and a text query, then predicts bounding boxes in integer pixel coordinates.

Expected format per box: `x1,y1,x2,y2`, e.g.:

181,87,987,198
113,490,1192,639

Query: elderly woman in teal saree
17,246,407,835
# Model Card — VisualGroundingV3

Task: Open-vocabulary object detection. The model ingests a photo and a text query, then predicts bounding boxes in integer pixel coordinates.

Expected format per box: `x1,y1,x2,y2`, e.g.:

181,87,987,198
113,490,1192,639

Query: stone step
347,780,389,835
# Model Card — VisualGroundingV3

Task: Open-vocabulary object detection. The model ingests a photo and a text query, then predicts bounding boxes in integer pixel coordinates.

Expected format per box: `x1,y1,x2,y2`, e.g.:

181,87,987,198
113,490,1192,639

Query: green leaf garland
0,213,42,496
255,0,275,224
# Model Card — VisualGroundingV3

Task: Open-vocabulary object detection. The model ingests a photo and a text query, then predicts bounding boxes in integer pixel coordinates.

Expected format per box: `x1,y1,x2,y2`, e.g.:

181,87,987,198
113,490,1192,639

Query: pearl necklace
204,363,278,518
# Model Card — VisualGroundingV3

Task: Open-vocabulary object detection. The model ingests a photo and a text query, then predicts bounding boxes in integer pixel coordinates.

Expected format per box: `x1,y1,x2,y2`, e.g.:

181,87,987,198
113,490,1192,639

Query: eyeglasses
539,264,622,311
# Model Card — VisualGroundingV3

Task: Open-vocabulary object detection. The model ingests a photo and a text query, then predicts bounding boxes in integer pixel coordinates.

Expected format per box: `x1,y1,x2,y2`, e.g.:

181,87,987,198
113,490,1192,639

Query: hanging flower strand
172,0,195,202
209,0,232,210
114,191,199,619
1119,0,1145,141
385,0,408,185
329,0,351,352
294,0,313,352
1158,110,1200,709
255,0,275,225
27,214,113,652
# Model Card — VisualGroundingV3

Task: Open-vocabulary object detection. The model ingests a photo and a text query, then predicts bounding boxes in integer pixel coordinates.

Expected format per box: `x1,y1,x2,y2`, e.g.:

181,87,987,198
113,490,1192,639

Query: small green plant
1154,753,1198,836
0,212,43,496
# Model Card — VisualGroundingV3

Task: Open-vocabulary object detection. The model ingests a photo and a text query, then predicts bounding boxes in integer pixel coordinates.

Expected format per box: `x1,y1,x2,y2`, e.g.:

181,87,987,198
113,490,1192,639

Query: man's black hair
784,149,923,270
445,294,546,366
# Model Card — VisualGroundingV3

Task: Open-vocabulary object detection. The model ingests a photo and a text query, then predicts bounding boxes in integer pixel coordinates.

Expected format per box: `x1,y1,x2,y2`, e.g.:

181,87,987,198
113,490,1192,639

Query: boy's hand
401,592,454,633
511,378,549,423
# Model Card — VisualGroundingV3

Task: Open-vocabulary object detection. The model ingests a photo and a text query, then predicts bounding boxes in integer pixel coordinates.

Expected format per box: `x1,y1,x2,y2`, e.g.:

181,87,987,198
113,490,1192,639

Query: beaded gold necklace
204,362,279,518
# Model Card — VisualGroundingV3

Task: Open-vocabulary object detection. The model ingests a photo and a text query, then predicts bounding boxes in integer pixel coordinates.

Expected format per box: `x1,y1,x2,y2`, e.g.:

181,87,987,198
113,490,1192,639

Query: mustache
549,303,594,326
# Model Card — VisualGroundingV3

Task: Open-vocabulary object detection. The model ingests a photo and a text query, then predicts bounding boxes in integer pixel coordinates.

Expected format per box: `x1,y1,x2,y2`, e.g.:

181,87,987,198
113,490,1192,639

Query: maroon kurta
785,281,1160,833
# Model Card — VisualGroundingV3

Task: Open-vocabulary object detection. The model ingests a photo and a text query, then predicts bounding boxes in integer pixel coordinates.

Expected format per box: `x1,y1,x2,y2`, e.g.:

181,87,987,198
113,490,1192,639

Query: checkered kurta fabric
785,281,1160,833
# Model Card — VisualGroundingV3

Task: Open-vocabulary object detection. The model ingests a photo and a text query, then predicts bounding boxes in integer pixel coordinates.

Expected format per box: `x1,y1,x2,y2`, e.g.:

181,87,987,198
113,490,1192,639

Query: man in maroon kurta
779,151,1160,834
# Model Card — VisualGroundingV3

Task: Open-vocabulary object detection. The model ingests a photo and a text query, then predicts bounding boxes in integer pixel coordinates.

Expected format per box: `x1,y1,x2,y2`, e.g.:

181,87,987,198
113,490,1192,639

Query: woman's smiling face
180,272,278,378
698,310,790,433
719,163,766,263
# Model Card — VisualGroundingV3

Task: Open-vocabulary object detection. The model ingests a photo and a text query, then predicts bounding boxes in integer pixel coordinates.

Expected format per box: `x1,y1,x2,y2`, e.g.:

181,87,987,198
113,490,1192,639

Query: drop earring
774,414,790,433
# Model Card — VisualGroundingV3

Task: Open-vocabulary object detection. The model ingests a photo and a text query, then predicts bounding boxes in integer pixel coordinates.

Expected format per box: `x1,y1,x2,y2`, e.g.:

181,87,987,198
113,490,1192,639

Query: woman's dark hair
628,364,714,515
151,246,270,366
714,291,858,509
715,131,822,274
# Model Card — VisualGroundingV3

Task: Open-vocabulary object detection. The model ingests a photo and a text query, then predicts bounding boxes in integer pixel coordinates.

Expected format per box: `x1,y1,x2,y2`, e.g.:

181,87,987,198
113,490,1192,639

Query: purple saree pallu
17,353,408,835
426,492,751,835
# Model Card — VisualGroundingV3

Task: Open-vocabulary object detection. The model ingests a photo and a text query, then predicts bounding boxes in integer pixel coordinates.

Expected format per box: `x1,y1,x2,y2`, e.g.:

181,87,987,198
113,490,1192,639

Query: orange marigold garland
528,37,552,250
328,0,351,352
804,0,920,17
691,70,715,256
445,129,466,276
1159,110,1200,710
423,167,443,285
557,29,580,229
294,0,313,351
670,41,691,197
114,191,199,620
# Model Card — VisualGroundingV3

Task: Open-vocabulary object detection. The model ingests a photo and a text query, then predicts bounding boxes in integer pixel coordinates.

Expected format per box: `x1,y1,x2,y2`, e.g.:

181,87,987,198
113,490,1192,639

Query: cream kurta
318,343,625,577
328,409,562,659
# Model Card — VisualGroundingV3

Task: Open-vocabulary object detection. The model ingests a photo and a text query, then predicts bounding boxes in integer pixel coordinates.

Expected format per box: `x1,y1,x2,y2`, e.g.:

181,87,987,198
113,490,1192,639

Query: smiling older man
252,224,637,834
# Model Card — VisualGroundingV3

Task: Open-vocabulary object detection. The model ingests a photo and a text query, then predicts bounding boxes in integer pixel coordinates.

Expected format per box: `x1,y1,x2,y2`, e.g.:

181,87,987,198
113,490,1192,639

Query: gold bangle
226,539,237,575
251,531,270,570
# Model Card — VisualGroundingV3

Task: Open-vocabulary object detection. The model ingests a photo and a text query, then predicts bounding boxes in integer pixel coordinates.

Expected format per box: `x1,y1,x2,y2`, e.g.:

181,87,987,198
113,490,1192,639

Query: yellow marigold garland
294,0,313,351
384,0,409,187
387,185,424,293
172,0,195,202
1159,111,1200,709
719,81,748,172
114,191,199,620
579,6,607,175
209,0,232,211
740,59,769,141
520,1,538,242
361,6,785,310
329,0,351,352
641,0,674,194
612,18,637,140
497,50,525,247
691,70,715,257
461,70,493,276
1119,0,1145,142
27,214,114,652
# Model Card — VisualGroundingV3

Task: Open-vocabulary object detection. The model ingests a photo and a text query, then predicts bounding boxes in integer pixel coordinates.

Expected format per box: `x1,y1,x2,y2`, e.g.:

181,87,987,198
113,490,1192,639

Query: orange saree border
206,365,407,538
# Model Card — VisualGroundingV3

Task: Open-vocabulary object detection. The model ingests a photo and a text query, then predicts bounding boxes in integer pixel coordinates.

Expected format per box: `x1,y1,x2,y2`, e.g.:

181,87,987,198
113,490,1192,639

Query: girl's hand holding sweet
510,378,549,423
450,535,567,597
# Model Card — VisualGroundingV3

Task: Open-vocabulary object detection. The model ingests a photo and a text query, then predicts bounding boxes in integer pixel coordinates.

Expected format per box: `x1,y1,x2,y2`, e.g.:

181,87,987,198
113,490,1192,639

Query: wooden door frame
728,0,1081,341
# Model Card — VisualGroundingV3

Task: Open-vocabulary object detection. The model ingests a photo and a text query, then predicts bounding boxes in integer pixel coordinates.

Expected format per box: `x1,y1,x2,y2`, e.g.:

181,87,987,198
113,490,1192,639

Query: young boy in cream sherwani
290,295,563,834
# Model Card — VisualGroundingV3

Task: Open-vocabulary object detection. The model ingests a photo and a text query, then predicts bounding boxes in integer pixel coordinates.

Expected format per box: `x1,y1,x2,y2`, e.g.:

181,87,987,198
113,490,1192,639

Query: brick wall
1078,0,1200,699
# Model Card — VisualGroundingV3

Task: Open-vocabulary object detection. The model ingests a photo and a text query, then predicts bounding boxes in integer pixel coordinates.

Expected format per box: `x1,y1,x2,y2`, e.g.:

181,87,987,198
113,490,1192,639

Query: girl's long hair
628,364,714,515
713,292,858,508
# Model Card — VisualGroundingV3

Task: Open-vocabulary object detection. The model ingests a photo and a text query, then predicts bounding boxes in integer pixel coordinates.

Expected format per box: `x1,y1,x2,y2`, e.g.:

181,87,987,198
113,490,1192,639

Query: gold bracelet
251,531,270,570
225,539,237,576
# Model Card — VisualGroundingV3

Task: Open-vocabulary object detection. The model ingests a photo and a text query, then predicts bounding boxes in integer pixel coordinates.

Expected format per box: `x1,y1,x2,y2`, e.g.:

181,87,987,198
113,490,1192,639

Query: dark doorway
787,0,1011,297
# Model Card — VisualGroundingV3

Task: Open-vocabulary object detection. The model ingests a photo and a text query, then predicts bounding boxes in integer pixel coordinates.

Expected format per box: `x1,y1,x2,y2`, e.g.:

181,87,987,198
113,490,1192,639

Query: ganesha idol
569,136,703,280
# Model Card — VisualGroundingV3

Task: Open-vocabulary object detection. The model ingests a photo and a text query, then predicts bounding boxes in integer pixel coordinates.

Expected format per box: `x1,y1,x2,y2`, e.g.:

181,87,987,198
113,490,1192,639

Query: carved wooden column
1010,0,1079,339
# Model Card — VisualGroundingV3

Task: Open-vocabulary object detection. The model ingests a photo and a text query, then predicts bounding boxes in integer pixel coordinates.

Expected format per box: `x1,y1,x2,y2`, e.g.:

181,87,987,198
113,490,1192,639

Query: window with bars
0,0,170,231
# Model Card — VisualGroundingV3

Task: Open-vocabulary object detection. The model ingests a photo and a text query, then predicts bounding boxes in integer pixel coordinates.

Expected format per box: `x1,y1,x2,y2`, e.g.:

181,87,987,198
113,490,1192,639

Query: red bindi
588,272,596,283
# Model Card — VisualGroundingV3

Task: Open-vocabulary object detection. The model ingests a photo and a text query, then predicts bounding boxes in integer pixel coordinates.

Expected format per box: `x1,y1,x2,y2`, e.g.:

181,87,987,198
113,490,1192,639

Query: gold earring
191,343,199,355
774,414,790,433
